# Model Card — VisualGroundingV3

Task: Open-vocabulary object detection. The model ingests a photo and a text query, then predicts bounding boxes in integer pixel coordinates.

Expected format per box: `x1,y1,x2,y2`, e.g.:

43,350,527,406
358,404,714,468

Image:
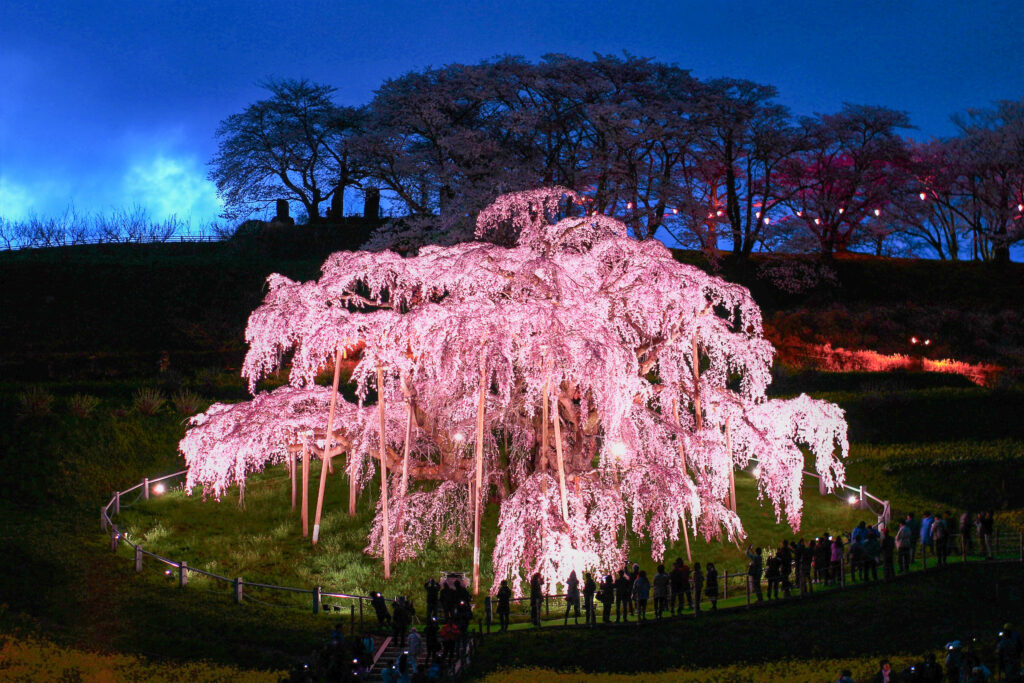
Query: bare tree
209,78,364,223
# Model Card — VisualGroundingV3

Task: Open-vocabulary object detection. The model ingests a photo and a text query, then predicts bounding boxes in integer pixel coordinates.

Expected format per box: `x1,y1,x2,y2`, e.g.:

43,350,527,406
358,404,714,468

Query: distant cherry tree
180,187,848,595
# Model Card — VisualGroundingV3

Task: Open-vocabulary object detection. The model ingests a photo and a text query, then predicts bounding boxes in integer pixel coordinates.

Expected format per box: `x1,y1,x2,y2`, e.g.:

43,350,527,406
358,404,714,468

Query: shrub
68,394,101,418
172,389,203,416
132,388,165,415
16,387,54,419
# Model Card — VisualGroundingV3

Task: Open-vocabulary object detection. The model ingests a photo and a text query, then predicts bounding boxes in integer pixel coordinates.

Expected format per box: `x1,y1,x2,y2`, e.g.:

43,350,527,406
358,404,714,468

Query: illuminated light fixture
924,339,931,346
609,441,627,458
152,483,166,496
1018,204,1024,212
626,202,633,209
814,218,821,225
716,210,723,217
796,211,803,217
920,192,927,201
874,208,882,216
453,432,465,443
763,217,770,225
751,464,761,478
707,213,714,219
755,211,761,219
672,207,679,214
911,337,918,344
838,207,844,215
848,495,858,505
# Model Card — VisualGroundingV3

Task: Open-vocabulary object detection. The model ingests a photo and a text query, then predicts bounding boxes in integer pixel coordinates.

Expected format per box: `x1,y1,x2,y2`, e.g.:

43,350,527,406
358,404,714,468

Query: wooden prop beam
301,443,309,537
672,398,693,563
377,365,391,580
553,390,569,522
472,359,486,595
311,346,343,546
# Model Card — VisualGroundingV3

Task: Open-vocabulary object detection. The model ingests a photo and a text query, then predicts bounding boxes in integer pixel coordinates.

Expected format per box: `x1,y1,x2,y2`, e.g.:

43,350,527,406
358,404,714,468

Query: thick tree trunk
302,444,309,536
672,399,692,563
553,391,569,522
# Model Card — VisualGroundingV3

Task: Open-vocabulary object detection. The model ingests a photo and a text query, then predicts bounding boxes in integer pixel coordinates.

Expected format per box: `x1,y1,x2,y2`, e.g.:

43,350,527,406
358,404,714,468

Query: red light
920,192,927,201
874,209,881,217
672,208,678,214
626,202,633,209
911,337,918,344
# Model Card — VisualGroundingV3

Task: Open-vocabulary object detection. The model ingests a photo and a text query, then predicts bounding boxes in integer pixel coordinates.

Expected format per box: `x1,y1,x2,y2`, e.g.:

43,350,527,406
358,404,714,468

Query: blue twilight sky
1,0,1022,226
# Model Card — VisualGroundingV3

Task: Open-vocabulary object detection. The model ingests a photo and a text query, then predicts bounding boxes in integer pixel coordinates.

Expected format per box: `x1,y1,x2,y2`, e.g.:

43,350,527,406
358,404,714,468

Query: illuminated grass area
118,465,868,608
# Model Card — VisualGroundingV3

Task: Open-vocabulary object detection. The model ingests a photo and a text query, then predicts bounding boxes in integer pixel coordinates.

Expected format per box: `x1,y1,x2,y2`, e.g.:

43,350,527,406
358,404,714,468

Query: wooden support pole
313,586,322,614
234,577,244,604
290,448,297,511
377,366,391,580
672,399,693,563
312,346,343,545
692,334,703,430
553,392,568,522
473,360,486,595
143,478,149,500
541,370,550,467
114,491,120,516
725,417,736,512
135,545,143,573
401,399,413,498
178,560,188,588
302,443,310,537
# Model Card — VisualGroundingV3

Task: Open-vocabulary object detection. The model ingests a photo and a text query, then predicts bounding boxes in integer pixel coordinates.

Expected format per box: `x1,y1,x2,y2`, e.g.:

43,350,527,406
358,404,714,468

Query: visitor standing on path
896,520,913,574
583,572,597,626
424,578,440,620
692,562,704,614
496,580,511,632
564,570,581,625
670,558,692,613
778,540,793,597
705,563,719,610
632,570,650,622
599,574,614,623
652,564,670,618
746,546,764,602
614,570,631,623
529,572,544,627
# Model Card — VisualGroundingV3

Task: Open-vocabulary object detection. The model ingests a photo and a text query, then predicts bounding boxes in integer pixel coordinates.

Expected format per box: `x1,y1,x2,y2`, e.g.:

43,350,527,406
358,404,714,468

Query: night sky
1,0,1022,225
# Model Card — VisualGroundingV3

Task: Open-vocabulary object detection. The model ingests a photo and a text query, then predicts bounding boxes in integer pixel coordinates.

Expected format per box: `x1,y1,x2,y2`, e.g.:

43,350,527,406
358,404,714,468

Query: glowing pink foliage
180,187,848,592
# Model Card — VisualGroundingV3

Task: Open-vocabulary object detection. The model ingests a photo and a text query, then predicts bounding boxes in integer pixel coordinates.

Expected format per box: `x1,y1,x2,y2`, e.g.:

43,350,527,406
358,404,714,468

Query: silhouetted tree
209,78,364,223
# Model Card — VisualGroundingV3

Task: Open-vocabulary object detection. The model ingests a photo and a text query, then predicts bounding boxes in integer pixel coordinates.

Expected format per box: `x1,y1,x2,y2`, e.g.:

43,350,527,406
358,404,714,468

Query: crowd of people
288,508,1003,680
833,624,1022,682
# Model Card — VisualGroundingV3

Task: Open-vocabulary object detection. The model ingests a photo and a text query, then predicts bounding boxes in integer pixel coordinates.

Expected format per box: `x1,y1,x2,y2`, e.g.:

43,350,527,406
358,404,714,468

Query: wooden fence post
723,571,729,600
143,478,150,501
859,485,868,510
745,574,750,608
234,577,243,604
313,586,321,614
135,545,143,572
818,476,827,496
110,530,119,552
114,491,120,516
178,561,188,588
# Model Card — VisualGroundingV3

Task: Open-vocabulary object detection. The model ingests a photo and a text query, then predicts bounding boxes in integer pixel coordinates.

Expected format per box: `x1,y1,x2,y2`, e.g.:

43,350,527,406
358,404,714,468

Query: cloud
121,155,222,223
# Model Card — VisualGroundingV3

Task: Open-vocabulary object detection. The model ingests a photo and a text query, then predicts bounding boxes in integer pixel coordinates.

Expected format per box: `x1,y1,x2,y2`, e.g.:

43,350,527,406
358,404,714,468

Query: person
880,524,896,581
564,570,581,625
960,510,975,556
864,530,880,581
778,540,793,597
407,626,422,663
705,562,719,610
896,520,913,574
529,572,544,627
933,513,949,567
439,581,455,620
872,659,894,683
851,521,868,545
426,657,443,681
946,641,966,683
395,652,413,683
998,622,1023,682
440,619,459,664
626,562,639,616
835,668,855,683
632,569,650,622
906,512,920,563
652,564,670,619
670,558,692,613
692,562,704,614
830,536,845,586
424,618,440,664
920,511,935,563
614,570,631,622
496,579,512,632
381,658,397,683
746,546,763,602
979,511,995,559
372,591,393,628
765,553,781,599
583,572,597,626
392,597,411,648
800,539,814,594
424,578,440,619
599,574,614,623
361,633,376,668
